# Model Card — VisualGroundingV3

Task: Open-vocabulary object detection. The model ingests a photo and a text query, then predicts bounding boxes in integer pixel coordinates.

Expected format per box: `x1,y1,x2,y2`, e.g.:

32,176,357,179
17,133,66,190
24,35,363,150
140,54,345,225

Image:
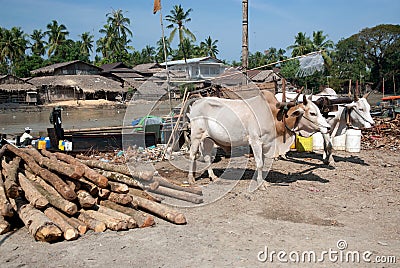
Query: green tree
200,36,219,58
155,37,172,63
45,20,69,57
30,29,47,56
0,27,28,74
99,9,133,62
166,4,196,59
287,32,312,57
78,32,94,59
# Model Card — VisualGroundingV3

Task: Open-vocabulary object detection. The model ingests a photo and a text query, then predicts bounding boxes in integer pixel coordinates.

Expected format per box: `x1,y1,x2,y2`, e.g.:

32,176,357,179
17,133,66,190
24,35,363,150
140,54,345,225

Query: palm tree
155,37,172,63
165,4,196,59
311,30,334,67
45,20,69,57
30,29,47,56
200,36,219,58
287,32,312,57
0,27,28,74
79,32,94,58
141,45,156,63
100,9,133,61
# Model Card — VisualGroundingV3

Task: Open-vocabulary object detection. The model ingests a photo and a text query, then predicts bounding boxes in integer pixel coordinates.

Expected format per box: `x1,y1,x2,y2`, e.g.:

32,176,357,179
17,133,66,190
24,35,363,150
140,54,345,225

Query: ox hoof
188,177,195,184
259,182,271,191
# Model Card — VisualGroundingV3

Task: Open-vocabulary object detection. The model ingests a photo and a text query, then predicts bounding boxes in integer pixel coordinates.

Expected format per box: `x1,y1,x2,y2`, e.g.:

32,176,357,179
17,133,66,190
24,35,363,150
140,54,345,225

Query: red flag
153,0,161,14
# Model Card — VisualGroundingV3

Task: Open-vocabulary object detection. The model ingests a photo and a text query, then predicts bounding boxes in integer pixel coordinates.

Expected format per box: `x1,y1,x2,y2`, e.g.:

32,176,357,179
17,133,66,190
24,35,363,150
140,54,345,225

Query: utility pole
242,0,249,81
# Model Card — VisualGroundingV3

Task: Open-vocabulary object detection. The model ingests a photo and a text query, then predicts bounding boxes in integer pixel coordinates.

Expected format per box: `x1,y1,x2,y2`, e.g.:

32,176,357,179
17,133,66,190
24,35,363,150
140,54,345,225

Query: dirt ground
0,147,399,267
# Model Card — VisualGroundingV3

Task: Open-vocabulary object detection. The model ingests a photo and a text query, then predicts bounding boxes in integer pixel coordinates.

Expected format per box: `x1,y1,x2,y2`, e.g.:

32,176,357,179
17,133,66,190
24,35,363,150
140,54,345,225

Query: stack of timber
0,144,202,243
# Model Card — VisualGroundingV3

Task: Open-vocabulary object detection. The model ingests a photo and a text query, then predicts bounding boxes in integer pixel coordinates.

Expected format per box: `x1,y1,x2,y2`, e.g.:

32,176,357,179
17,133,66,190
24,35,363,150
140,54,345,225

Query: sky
1,0,399,63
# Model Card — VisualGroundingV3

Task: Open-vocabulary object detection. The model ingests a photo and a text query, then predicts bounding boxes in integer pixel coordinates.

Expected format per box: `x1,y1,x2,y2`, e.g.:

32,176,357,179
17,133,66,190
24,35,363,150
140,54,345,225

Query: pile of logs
362,114,400,151
0,144,202,243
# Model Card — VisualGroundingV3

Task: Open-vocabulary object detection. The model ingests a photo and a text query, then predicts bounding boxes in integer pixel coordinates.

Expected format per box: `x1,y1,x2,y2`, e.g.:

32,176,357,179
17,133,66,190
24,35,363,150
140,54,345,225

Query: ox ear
345,102,357,109
289,107,304,118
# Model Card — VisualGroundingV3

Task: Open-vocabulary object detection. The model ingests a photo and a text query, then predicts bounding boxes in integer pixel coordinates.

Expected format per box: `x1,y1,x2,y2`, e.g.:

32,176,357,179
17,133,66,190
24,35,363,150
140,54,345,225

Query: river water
0,100,181,137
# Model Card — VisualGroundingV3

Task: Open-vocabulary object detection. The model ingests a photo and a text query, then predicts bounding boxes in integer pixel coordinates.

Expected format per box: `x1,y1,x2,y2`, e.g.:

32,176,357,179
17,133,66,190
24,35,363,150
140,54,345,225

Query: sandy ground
0,148,399,267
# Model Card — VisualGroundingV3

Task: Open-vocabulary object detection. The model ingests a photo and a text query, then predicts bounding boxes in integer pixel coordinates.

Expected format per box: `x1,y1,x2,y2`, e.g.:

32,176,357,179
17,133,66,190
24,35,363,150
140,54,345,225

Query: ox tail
181,96,201,149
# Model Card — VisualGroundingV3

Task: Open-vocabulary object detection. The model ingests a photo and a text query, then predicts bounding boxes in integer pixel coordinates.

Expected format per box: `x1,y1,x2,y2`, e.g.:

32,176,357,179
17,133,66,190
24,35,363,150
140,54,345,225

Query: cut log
56,210,88,235
65,179,80,192
39,149,57,161
76,190,96,208
78,212,106,232
10,197,62,242
129,187,163,203
156,176,203,196
108,192,132,205
0,215,11,234
95,169,143,188
95,205,137,229
79,159,154,181
108,181,129,194
23,147,84,180
98,188,110,199
130,195,187,225
53,152,108,188
44,207,79,241
5,145,76,201
0,173,13,217
100,200,155,228
18,173,48,209
147,185,203,204
1,157,21,198
25,169,78,216
77,177,98,196
80,209,127,231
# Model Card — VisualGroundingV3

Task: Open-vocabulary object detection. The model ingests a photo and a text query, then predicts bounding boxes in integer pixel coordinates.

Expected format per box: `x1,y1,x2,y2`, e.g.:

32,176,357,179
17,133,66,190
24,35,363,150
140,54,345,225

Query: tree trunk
95,169,143,188
53,152,108,188
108,192,132,205
1,157,21,198
78,212,106,232
79,209,127,231
44,207,79,241
56,210,88,235
98,188,110,199
76,190,96,208
18,173,48,209
128,187,163,203
77,177,98,196
0,173,13,217
0,215,10,234
99,200,155,228
25,169,78,216
130,195,186,225
95,204,137,229
156,176,203,196
5,145,76,201
79,159,154,181
108,181,129,194
10,197,62,242
147,185,203,204
22,147,84,180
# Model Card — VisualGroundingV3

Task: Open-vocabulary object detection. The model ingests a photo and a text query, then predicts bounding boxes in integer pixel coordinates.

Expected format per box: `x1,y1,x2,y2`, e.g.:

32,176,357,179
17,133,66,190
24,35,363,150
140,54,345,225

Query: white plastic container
346,129,362,152
332,134,346,151
312,132,324,151
64,141,73,151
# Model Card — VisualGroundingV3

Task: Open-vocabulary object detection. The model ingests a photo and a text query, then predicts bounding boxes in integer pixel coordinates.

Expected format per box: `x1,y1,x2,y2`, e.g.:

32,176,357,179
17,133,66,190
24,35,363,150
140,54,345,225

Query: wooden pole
242,0,249,74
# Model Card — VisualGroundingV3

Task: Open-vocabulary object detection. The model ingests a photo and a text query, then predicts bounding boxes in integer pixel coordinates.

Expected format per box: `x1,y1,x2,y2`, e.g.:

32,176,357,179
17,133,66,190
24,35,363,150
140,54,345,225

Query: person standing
50,106,64,140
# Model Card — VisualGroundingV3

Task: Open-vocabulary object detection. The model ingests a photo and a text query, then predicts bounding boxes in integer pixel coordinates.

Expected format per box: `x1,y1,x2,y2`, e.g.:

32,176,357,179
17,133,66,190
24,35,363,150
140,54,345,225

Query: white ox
276,88,375,165
186,91,331,184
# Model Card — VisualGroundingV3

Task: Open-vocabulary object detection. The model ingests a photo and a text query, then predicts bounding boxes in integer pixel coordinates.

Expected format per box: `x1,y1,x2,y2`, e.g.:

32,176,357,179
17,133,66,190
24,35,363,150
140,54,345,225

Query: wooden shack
0,75,37,104
28,60,125,103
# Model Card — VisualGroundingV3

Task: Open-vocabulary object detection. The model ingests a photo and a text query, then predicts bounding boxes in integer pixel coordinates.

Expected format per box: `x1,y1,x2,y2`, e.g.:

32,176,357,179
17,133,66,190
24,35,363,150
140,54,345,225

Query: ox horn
362,91,371,99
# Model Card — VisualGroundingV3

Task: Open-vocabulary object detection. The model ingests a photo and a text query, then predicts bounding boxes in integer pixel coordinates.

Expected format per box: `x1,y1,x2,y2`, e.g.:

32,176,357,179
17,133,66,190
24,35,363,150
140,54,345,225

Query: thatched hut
0,75,37,104
29,60,125,103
